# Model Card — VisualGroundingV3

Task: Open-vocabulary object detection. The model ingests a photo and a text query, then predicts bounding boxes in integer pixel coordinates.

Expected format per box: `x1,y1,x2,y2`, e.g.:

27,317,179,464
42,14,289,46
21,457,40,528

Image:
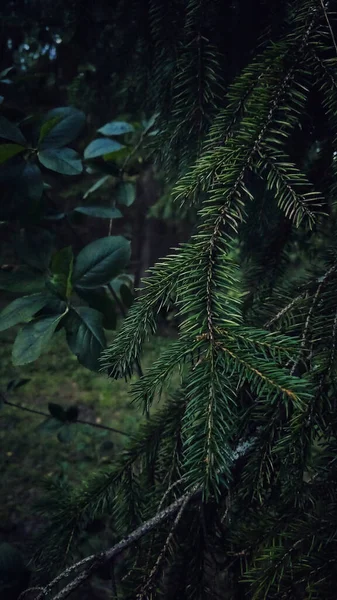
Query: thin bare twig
1,394,133,438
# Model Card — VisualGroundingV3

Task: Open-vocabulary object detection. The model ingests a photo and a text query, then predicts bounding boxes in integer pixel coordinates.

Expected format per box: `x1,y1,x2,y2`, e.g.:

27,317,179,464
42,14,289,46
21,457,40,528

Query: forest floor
0,324,176,595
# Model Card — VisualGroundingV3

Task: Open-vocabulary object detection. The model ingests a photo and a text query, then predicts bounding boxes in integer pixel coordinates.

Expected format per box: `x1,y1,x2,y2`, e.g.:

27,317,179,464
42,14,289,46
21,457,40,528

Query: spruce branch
24,488,199,600
136,493,191,598
319,0,337,56
290,262,337,375
264,292,306,328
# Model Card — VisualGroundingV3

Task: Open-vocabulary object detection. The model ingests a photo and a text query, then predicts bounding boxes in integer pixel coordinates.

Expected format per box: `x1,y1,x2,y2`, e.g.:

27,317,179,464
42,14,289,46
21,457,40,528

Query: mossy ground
0,326,175,570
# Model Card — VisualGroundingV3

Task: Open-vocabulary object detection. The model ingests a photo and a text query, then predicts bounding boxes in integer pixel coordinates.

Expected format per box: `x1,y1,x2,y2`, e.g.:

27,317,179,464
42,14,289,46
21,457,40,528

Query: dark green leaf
39,107,86,149
35,297,67,317
0,67,14,78
0,268,46,293
84,138,124,159
0,116,27,145
97,121,134,136
15,228,54,271
0,143,25,164
57,425,73,443
38,147,82,175
83,175,112,199
38,116,62,146
73,206,122,219
103,146,130,163
48,402,67,421
7,378,31,392
73,236,131,288
0,293,50,332
116,182,136,207
12,312,65,365
49,247,74,299
65,306,106,371
65,405,79,422
75,286,117,330
0,116,27,146
37,417,63,434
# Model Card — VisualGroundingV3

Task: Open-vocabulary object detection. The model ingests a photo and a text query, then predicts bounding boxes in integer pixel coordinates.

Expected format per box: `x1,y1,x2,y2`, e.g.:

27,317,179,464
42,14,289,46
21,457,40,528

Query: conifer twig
22,487,199,600
136,492,191,598
290,263,337,375
20,432,259,600
107,283,144,380
320,0,337,57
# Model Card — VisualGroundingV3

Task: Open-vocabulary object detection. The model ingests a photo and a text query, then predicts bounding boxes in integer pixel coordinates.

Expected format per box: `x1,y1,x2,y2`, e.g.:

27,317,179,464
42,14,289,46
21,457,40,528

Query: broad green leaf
38,115,62,145
97,121,134,136
57,424,73,443
49,246,74,299
75,286,117,330
0,293,50,332
39,107,86,149
108,273,134,296
73,206,122,219
0,67,14,78
84,138,124,159
12,312,66,365
15,228,54,271
116,182,136,206
83,175,112,199
113,273,134,286
65,306,106,371
103,146,131,163
73,236,131,288
0,143,25,164
37,417,63,434
0,268,46,293
38,147,82,175
48,402,67,421
0,116,26,145
35,297,67,317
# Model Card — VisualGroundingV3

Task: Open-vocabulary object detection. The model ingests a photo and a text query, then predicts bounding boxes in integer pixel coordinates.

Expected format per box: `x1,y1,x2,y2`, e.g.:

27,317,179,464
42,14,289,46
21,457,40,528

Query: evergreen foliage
17,0,337,598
